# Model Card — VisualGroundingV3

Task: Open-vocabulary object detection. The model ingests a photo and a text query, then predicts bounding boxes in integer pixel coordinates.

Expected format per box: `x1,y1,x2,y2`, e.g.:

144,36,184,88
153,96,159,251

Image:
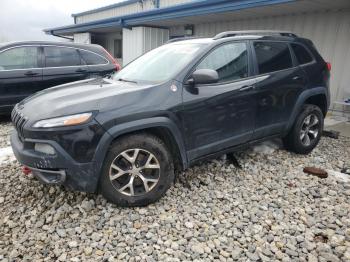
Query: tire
99,133,174,207
283,104,324,154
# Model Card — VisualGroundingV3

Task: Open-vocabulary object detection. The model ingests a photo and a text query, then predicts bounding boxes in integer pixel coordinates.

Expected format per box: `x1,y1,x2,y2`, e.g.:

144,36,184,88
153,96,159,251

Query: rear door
0,46,42,111
251,41,307,139
42,46,89,88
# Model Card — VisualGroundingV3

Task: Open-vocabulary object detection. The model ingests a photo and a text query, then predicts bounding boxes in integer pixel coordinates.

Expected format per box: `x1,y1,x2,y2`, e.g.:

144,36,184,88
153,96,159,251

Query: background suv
11,31,330,206
0,41,120,114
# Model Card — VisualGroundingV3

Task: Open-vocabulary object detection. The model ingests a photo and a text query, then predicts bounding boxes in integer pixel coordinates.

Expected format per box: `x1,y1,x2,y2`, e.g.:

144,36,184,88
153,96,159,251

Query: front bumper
11,131,99,192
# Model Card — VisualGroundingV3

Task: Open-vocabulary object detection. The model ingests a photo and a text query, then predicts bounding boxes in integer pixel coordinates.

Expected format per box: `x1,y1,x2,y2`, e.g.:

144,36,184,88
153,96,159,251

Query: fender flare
93,117,188,182
285,86,328,133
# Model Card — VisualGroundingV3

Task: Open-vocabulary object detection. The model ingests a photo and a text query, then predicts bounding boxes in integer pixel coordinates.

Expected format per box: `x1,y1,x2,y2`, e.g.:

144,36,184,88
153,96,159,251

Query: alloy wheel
109,148,160,196
300,113,320,146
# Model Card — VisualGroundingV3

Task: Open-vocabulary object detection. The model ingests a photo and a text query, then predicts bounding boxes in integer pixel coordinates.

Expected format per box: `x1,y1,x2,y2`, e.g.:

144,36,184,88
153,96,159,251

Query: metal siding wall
170,10,350,107
123,27,169,65
123,27,144,66
159,0,193,8
143,27,169,53
73,33,91,44
76,1,156,24
75,0,195,23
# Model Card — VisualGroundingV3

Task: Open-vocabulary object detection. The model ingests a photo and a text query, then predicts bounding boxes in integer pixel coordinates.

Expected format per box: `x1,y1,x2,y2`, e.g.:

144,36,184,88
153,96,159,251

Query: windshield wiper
118,78,137,84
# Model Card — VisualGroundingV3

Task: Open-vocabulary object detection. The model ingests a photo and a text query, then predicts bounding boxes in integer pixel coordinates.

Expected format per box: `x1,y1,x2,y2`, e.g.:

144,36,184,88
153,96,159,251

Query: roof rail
213,30,297,40
166,36,199,44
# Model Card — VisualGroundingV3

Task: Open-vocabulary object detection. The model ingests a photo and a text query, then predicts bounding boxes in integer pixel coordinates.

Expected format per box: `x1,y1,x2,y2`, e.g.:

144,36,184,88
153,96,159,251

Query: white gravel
0,120,349,261
0,117,12,148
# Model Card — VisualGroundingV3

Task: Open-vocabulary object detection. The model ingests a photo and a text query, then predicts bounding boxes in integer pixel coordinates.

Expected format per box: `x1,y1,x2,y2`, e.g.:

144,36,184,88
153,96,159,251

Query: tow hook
22,166,32,175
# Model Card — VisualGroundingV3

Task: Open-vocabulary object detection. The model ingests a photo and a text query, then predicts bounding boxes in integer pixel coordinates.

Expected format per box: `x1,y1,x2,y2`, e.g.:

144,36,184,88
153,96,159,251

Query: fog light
34,143,55,155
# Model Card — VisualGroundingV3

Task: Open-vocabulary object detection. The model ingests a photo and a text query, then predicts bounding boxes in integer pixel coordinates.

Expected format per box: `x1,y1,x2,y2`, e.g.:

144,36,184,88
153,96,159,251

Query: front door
0,46,42,112
181,41,257,161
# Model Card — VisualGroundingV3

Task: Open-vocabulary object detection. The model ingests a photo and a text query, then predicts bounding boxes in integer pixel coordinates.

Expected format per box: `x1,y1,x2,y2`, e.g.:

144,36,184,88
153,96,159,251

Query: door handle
76,68,87,73
24,71,39,76
239,85,254,92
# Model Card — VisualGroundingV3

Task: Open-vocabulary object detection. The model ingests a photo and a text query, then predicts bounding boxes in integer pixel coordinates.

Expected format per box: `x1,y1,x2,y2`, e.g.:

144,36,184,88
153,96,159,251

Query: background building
45,0,350,113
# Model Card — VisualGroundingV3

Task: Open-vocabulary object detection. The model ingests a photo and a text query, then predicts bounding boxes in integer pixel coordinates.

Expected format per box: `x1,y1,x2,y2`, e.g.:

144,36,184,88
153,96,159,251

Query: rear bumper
11,131,99,192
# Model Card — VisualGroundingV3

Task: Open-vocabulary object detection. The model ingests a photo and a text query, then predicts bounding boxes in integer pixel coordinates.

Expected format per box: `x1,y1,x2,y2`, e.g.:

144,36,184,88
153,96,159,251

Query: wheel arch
93,117,188,191
285,87,328,134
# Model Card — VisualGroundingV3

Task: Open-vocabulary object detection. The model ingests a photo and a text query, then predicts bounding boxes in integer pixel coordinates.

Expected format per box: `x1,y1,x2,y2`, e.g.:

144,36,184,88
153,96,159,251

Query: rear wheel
283,104,323,154
99,133,174,206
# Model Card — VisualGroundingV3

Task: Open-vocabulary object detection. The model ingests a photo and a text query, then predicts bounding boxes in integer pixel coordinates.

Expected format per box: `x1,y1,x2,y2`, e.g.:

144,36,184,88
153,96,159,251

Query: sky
0,0,122,42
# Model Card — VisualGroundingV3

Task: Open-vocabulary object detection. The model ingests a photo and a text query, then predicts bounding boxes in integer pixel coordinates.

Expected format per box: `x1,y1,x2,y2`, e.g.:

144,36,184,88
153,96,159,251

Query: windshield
112,42,205,83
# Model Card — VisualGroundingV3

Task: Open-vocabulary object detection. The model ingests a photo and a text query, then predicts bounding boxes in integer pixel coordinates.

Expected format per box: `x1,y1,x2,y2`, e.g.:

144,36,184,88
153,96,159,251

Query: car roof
0,41,102,50
168,38,214,44
170,34,297,45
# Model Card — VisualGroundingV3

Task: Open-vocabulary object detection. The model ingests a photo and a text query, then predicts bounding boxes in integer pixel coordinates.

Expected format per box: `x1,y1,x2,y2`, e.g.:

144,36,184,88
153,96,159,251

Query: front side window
197,42,248,83
0,47,38,70
44,47,81,67
113,42,205,83
291,43,313,65
254,42,293,74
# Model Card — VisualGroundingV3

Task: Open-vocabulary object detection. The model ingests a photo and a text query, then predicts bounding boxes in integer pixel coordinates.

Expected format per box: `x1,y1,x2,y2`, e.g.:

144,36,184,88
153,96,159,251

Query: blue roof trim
45,18,122,34
126,0,294,25
46,0,296,35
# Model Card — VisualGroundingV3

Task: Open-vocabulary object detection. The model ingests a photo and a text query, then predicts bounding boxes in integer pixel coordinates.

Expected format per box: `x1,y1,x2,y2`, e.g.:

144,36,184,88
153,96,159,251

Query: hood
18,78,155,122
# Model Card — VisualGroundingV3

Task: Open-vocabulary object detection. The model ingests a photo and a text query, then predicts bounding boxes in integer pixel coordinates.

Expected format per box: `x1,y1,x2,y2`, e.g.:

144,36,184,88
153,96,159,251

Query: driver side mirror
187,69,219,86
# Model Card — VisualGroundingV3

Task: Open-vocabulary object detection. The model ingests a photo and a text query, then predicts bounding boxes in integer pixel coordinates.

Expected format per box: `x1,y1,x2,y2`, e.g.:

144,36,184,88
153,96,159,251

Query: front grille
11,107,28,140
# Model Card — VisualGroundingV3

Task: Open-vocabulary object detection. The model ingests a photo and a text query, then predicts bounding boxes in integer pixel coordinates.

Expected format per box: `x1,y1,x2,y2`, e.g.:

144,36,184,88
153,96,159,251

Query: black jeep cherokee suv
11,31,330,206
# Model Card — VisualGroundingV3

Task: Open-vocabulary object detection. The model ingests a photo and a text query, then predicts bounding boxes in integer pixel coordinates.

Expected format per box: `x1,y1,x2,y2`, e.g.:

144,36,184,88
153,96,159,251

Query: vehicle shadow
0,115,11,124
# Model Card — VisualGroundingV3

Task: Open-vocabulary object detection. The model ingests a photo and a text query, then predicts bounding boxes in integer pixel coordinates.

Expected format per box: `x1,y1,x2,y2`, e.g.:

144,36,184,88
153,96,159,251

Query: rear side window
0,47,38,70
291,43,313,65
79,50,108,65
254,42,293,74
197,42,248,83
44,47,81,67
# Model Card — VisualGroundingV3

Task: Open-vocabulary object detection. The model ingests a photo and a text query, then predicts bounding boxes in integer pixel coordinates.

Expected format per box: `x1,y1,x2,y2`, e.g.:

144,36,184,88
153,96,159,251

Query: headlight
33,113,93,128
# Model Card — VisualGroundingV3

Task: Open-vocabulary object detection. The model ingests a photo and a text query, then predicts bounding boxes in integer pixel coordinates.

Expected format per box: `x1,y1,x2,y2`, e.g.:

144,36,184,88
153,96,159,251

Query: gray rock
68,241,78,248
56,229,66,238
246,252,260,261
185,222,194,229
318,252,340,262
191,244,204,254
308,254,318,262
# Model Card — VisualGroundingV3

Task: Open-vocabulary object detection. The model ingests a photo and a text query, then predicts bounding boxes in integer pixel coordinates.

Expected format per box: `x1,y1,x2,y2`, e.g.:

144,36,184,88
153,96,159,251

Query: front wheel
99,133,174,207
283,104,324,154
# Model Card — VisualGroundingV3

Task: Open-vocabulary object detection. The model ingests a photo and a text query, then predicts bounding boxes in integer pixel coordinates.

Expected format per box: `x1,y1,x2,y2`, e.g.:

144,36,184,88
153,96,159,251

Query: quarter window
80,50,108,65
291,43,313,65
254,42,293,74
0,47,38,70
197,42,248,83
44,47,82,67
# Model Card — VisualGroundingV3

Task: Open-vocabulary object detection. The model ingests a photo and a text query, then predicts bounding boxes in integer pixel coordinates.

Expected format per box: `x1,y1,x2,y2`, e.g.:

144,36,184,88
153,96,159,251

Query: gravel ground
0,120,350,262
0,117,12,148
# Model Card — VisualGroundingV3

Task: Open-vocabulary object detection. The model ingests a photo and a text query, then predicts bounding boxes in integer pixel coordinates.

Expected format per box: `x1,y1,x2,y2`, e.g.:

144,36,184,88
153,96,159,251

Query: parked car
11,31,330,206
0,41,120,114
